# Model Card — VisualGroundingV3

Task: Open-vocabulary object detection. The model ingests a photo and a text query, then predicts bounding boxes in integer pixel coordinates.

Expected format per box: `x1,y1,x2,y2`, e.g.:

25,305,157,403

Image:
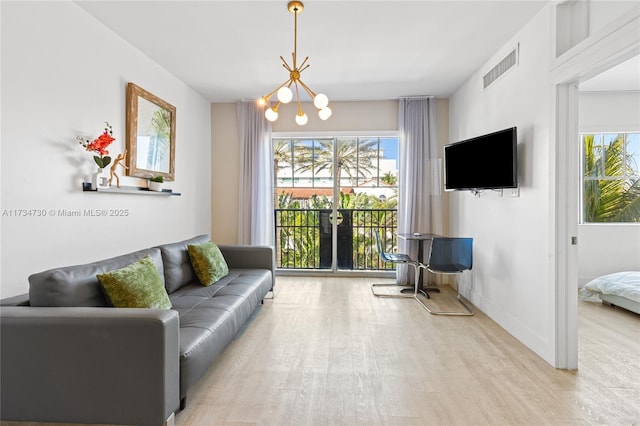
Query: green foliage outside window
276,191,398,270
582,133,640,222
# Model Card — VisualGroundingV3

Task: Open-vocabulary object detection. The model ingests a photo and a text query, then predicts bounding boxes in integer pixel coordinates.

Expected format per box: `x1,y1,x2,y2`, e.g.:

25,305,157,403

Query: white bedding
579,271,640,303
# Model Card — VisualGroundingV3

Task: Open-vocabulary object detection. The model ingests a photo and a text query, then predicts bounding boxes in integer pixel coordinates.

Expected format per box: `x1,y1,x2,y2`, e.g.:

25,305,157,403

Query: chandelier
258,1,331,125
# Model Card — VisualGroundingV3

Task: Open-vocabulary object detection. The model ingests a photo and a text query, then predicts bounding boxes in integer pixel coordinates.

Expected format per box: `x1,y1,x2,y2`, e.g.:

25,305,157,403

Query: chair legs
371,263,421,299
371,264,474,316
370,281,415,298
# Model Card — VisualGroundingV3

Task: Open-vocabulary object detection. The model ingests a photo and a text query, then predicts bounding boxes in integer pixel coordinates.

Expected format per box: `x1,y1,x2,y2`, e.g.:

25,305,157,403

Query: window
581,132,640,223
273,135,399,271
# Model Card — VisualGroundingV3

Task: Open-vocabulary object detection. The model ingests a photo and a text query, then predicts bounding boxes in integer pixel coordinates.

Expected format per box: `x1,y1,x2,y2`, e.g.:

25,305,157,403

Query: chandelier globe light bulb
265,107,279,122
277,86,293,104
318,106,332,121
313,93,329,109
295,112,308,126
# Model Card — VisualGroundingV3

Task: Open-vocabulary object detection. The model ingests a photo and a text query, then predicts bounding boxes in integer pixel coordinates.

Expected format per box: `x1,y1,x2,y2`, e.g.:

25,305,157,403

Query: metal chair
371,230,428,299
415,237,475,316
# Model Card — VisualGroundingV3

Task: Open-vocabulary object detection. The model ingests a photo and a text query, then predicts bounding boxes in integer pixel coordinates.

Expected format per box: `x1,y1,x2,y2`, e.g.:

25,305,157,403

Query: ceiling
75,0,550,103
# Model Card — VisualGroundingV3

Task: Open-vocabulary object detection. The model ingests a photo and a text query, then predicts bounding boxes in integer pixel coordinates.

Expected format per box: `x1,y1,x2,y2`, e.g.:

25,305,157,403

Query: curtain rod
399,95,434,100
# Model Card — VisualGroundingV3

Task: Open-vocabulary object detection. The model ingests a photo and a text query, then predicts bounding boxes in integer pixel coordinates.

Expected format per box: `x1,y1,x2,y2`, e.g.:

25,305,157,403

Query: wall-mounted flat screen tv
444,127,517,191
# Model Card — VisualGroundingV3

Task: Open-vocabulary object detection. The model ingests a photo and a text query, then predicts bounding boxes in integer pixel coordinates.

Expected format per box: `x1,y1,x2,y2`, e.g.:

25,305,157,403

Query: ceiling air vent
483,44,519,89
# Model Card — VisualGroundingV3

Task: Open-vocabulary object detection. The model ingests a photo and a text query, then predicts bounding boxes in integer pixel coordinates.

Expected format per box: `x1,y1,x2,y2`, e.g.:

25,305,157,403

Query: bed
579,271,640,315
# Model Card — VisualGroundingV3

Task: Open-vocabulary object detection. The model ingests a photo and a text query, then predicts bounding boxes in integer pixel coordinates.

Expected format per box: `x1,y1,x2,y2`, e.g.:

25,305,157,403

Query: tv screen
444,127,517,191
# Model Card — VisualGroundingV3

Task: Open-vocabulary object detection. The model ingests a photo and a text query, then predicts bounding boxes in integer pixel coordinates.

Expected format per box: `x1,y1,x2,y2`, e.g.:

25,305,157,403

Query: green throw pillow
97,256,171,309
187,241,229,286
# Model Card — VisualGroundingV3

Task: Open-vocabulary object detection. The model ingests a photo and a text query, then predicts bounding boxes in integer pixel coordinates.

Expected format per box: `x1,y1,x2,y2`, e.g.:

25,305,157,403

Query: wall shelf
82,182,181,196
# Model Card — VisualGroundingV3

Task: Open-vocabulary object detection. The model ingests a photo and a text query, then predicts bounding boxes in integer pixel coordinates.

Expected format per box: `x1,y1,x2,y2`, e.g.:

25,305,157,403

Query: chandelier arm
294,81,304,115
262,78,294,102
298,64,310,75
297,78,318,100
280,56,293,72
298,56,309,71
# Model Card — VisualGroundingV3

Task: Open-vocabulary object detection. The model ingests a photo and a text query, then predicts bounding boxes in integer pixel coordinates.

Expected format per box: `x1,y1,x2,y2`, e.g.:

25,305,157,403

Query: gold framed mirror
125,82,176,180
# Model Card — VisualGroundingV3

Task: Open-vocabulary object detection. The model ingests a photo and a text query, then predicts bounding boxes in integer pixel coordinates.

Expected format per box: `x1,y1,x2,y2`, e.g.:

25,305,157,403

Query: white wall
449,6,555,363
0,2,212,298
577,91,640,285
450,1,640,367
210,99,450,244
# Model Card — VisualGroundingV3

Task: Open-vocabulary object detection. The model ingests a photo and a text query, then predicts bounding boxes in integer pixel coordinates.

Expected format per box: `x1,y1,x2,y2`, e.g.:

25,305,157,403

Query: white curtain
236,101,274,246
397,96,443,283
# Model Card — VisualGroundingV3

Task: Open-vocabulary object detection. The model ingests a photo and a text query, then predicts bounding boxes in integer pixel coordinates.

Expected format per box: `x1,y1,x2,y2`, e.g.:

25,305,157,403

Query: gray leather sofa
0,234,274,426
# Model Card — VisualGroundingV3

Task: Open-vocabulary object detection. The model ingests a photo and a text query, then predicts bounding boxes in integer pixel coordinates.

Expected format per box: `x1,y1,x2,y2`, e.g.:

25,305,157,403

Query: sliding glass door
274,136,399,272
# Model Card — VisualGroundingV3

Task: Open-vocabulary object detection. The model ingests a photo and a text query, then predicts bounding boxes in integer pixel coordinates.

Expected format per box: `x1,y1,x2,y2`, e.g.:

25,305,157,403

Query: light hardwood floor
3,277,637,426
175,276,640,426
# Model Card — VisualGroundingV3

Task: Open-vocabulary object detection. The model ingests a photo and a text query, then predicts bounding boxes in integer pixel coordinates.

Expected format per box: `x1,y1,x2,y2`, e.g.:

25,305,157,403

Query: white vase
148,181,164,192
91,168,107,190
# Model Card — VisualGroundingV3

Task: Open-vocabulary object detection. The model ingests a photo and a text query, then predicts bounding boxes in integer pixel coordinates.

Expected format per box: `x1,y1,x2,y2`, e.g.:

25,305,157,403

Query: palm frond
583,133,640,222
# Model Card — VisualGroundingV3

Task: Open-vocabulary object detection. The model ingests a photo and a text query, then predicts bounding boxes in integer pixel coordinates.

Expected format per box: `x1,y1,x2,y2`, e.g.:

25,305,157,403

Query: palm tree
583,134,640,222
295,138,379,187
381,171,398,186
273,139,293,189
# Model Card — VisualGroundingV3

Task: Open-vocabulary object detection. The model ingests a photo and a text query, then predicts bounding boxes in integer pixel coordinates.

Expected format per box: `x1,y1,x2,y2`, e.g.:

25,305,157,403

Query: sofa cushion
157,234,210,294
168,267,272,397
28,248,164,307
187,241,229,286
97,256,172,309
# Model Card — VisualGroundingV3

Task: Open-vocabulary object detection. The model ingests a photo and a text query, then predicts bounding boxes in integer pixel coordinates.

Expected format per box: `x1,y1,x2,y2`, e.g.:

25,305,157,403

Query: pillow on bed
580,271,640,303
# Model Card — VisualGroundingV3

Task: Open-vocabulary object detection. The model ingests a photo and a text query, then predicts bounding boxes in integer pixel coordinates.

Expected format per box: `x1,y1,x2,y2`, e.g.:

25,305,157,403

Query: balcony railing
274,208,398,270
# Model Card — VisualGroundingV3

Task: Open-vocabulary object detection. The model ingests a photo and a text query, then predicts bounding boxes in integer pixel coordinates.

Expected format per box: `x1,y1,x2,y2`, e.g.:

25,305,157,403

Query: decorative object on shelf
126,82,176,181
77,122,116,169
77,122,116,190
91,168,109,190
257,1,331,126
148,175,165,192
108,150,129,188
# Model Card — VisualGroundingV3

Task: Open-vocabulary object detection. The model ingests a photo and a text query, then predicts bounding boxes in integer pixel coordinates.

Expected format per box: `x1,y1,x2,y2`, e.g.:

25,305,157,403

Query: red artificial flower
77,122,116,169
86,131,115,156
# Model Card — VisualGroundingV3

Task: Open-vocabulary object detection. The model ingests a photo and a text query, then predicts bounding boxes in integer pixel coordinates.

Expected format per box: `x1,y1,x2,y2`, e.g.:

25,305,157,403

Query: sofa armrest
0,293,30,306
218,245,275,286
218,245,274,270
0,307,180,426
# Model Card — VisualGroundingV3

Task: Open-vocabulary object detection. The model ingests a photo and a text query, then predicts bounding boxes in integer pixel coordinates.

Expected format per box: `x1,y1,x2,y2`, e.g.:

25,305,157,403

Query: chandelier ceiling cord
258,1,331,126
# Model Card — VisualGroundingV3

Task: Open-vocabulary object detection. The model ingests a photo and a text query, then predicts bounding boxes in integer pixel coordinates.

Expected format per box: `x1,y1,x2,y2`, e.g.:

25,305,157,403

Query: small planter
148,181,165,192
